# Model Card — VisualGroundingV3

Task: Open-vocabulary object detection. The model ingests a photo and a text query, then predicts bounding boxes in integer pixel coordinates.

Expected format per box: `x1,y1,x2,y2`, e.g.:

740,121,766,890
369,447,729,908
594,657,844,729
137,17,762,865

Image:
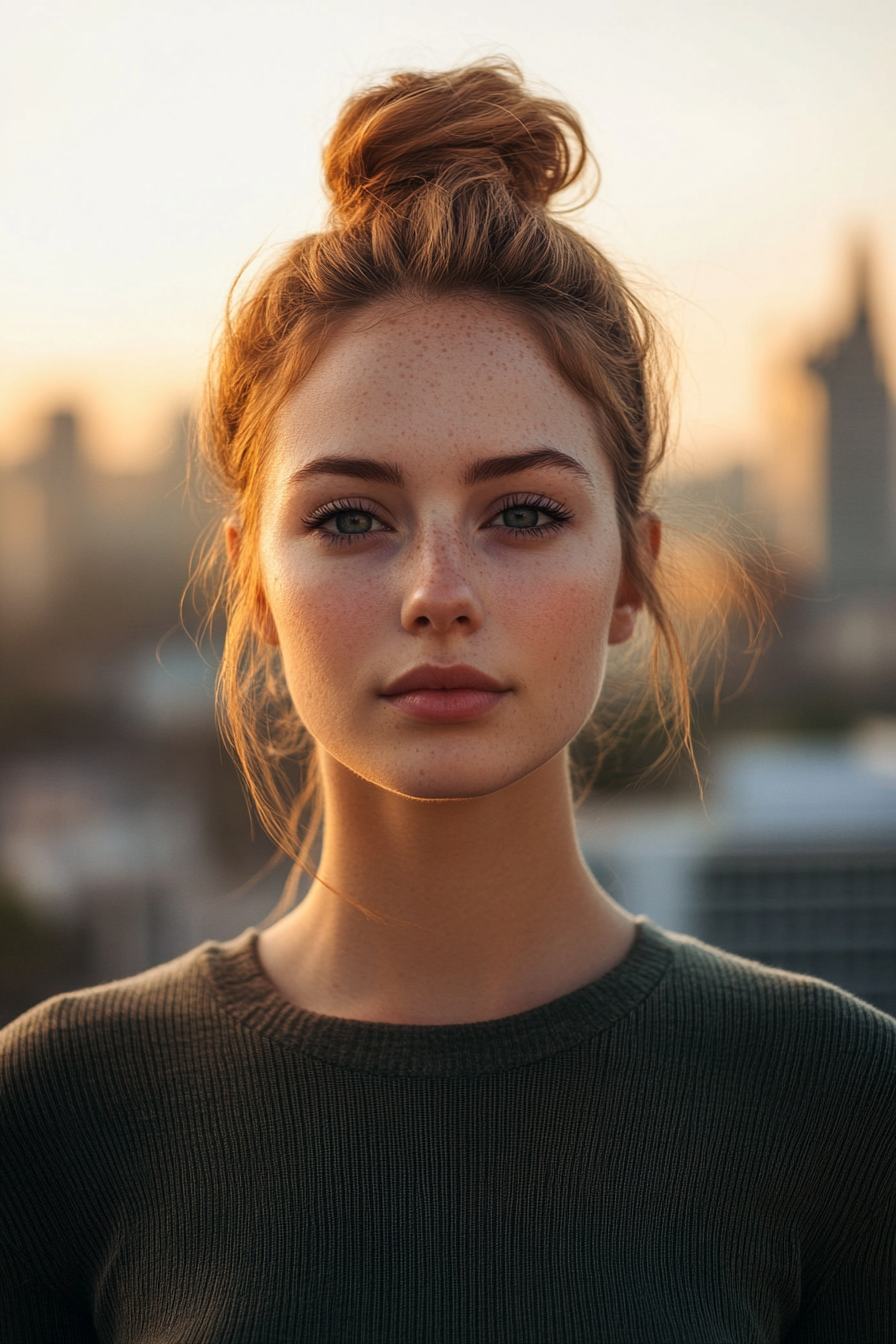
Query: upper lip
381,664,509,695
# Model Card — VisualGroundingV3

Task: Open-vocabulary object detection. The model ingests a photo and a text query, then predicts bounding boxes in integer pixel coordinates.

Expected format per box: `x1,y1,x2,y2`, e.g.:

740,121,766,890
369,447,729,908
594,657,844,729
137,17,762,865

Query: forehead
273,296,602,476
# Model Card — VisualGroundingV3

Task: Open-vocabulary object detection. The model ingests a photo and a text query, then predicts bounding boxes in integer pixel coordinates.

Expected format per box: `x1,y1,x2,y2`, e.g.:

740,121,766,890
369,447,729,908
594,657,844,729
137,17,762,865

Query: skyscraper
809,249,896,595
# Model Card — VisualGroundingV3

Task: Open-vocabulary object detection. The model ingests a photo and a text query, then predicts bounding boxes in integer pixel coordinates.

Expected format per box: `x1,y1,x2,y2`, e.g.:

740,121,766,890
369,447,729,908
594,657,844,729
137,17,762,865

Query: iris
503,506,540,529
335,511,374,534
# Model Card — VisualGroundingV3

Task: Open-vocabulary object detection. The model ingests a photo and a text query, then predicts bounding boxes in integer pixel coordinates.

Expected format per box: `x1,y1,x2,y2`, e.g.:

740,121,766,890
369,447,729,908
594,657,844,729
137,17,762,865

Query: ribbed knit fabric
1,919,894,1343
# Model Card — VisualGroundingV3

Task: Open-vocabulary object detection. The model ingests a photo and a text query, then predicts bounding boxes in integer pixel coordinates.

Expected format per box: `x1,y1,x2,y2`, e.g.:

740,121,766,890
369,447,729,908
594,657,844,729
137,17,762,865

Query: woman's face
255,296,644,800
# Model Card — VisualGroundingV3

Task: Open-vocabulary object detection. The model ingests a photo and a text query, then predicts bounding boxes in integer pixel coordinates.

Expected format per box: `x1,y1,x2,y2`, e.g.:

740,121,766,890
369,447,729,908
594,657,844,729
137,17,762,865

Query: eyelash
488,493,574,537
303,498,389,546
302,492,574,546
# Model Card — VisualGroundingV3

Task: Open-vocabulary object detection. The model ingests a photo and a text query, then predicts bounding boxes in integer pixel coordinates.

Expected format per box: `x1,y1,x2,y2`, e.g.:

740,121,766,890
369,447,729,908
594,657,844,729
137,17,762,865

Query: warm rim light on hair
191,59,776,896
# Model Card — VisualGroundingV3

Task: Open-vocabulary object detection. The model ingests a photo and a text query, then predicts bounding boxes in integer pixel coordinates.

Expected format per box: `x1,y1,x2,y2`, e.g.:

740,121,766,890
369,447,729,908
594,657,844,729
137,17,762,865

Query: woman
1,62,894,1343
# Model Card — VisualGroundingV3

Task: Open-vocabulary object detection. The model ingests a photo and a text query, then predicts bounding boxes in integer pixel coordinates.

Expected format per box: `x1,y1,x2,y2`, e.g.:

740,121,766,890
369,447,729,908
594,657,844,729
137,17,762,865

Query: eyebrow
463,448,592,487
289,456,405,487
290,447,591,491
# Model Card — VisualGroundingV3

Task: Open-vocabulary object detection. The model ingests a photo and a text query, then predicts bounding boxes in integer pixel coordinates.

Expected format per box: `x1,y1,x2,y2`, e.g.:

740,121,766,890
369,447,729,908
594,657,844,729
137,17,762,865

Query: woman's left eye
487,497,571,534
500,505,542,529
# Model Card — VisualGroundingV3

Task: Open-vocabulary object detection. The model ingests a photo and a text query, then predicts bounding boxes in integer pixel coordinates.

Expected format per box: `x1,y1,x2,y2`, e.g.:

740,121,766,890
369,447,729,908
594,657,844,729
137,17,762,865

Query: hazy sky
2,0,894,470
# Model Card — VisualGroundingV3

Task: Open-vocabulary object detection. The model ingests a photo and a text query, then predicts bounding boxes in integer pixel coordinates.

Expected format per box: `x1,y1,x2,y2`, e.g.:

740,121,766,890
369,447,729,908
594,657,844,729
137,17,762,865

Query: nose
399,529,484,635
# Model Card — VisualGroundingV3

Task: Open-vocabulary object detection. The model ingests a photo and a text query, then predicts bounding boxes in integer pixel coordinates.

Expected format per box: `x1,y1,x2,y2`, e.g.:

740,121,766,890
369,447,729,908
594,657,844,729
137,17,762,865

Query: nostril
456,615,469,625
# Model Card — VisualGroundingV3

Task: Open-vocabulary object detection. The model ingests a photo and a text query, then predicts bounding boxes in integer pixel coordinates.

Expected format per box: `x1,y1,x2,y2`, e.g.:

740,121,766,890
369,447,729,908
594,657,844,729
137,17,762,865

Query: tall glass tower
810,251,895,595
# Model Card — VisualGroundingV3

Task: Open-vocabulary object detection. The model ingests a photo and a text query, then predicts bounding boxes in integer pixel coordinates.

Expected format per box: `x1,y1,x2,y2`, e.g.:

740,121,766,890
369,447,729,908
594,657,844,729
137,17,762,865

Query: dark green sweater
1,920,894,1342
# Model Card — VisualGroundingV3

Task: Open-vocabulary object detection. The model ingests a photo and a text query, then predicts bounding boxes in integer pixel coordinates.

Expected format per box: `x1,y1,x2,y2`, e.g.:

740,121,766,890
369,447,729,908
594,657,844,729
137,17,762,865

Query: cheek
265,557,388,718
499,553,618,680
262,531,620,754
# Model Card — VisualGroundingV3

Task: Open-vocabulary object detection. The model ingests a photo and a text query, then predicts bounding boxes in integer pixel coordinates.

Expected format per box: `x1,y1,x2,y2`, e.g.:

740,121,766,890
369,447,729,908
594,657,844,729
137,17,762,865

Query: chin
356,742,565,802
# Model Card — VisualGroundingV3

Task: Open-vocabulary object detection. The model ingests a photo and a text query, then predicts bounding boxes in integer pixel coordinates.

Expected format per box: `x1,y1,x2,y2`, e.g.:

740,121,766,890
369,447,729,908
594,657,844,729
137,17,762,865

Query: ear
226,521,280,647
607,512,661,647
224,520,241,566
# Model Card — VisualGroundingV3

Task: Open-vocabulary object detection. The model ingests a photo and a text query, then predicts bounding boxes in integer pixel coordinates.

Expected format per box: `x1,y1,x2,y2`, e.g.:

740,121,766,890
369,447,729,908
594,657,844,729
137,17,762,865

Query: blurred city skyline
2,0,895,475
2,264,894,1020
3,238,891,584
2,127,895,1021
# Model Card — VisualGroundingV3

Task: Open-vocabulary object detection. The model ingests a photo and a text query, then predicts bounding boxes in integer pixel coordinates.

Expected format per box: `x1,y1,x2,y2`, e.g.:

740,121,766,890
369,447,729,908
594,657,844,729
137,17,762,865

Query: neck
257,751,635,1024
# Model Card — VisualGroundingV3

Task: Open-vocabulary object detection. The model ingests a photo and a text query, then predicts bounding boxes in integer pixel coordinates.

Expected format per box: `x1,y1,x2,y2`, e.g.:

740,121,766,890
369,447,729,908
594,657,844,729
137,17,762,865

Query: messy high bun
323,61,590,227
201,59,752,884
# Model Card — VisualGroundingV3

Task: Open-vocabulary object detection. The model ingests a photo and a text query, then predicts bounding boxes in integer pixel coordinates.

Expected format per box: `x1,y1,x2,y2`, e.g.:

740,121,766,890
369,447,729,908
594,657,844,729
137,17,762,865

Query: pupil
335,511,372,534
504,506,540,529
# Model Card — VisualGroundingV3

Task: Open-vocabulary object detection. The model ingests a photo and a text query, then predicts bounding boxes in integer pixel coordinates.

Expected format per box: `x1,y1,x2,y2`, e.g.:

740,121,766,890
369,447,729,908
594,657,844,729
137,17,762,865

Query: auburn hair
198,60,742,878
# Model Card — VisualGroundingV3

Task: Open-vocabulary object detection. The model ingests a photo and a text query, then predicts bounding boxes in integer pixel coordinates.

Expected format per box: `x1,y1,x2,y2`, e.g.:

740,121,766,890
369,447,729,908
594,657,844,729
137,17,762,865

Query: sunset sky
2,0,894,474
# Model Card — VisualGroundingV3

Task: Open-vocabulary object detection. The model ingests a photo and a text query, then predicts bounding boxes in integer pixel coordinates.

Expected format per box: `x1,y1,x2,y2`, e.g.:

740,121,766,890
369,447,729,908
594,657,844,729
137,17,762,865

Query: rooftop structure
809,248,896,595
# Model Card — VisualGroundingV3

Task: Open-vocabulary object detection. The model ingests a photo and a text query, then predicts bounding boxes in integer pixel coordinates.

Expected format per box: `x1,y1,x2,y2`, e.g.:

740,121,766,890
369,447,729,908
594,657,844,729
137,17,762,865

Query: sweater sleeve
787,1232,896,1343
788,1004,896,1343
0,998,104,1341
0,1236,98,1343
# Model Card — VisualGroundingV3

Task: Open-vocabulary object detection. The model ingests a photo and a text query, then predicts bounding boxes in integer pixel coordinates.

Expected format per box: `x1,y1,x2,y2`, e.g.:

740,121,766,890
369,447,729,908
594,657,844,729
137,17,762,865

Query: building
1,248,895,1021
0,409,202,652
577,726,896,1015
809,249,896,596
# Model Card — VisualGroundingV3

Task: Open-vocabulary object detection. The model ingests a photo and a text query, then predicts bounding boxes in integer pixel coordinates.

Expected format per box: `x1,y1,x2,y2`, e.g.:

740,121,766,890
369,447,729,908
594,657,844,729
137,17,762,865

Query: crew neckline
201,918,676,1077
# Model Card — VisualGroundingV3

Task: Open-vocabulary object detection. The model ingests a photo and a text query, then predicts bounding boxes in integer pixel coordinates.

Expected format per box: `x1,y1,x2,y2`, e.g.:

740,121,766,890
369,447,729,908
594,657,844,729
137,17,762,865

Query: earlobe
226,521,280,647
644,512,662,563
225,522,241,566
607,583,641,647
607,513,661,647
255,589,281,647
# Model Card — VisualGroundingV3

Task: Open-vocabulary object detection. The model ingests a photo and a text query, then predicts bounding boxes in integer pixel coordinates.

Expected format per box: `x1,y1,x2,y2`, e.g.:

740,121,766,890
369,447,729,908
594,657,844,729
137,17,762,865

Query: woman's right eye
304,501,390,543
329,509,379,534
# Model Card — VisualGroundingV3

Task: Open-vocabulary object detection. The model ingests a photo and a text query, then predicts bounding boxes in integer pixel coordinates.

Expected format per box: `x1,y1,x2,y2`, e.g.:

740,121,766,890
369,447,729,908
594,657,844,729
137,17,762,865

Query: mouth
380,663,510,723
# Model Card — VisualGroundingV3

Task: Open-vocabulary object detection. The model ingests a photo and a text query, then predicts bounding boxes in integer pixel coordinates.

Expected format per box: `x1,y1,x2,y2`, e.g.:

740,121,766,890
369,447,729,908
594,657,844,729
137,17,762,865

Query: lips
382,664,507,695
380,664,510,723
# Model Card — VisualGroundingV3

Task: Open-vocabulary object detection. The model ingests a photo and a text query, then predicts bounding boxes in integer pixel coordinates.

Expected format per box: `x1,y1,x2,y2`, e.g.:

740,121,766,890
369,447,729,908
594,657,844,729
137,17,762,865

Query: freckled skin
250,295,652,1023
258,296,637,802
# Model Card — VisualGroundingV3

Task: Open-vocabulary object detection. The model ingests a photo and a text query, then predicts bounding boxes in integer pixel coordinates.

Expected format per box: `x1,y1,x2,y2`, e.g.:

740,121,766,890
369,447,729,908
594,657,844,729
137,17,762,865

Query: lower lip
382,688,508,722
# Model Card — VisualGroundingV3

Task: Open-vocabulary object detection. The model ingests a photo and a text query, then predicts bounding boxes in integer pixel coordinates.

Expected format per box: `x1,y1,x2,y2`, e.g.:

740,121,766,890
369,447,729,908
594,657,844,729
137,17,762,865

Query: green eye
334,511,374,534
502,506,540,529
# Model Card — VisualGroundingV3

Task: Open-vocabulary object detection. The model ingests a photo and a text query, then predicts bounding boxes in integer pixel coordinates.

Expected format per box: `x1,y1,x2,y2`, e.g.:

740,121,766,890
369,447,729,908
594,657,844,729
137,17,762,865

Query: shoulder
2,938,211,1039
661,925,896,1046
657,924,896,1058
0,936,246,1121
650,924,896,1131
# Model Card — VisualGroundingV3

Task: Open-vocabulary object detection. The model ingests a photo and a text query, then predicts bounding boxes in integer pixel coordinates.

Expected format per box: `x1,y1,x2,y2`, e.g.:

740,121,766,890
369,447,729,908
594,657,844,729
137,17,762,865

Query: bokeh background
1,0,895,1023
